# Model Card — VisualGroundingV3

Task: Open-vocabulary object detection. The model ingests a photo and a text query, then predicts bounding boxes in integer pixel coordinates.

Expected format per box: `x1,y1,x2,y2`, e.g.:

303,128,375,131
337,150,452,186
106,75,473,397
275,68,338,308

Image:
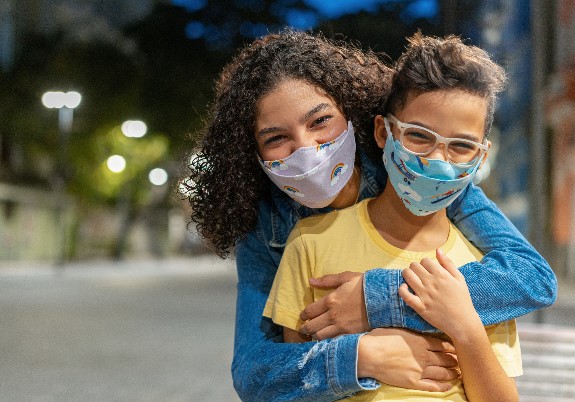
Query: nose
428,143,449,161
291,131,317,154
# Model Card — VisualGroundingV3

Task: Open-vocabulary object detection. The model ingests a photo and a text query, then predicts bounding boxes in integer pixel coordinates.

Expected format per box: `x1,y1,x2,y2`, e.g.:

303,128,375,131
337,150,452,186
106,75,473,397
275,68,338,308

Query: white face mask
258,121,356,208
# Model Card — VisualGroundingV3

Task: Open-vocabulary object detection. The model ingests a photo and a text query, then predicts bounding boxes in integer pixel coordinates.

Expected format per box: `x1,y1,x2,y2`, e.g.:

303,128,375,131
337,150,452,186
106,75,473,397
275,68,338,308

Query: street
0,257,240,402
1,257,574,401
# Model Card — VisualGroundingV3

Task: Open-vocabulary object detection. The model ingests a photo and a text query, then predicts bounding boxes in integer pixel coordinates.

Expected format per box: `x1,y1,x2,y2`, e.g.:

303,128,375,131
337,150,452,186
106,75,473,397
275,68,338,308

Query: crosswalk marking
517,324,575,400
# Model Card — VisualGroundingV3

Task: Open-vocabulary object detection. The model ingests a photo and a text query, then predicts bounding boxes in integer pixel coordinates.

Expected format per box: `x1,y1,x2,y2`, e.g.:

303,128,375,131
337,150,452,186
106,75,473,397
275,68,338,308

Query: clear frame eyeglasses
386,114,489,167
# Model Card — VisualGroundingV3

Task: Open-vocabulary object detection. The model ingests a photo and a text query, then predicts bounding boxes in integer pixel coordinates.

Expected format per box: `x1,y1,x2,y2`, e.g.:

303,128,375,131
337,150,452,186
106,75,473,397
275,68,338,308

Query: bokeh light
107,155,126,173
149,168,168,186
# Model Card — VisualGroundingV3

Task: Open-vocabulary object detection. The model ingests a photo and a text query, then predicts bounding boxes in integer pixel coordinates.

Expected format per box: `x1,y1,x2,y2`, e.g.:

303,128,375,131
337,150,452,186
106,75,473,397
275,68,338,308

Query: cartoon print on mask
259,121,356,208
330,163,349,186
267,160,289,172
316,140,339,157
382,118,482,216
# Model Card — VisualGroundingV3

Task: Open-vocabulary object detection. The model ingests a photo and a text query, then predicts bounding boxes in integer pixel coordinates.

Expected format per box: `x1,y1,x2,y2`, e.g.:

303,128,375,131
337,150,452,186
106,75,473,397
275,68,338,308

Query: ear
374,115,387,149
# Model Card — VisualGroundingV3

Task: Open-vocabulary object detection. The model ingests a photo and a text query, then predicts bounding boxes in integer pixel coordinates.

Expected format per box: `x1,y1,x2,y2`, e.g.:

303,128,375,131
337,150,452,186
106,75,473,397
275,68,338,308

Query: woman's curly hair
185,29,392,257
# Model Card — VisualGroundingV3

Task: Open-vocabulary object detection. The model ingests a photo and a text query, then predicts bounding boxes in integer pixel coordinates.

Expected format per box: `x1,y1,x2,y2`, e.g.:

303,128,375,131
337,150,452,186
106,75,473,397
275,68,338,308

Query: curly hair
185,30,392,257
386,32,507,135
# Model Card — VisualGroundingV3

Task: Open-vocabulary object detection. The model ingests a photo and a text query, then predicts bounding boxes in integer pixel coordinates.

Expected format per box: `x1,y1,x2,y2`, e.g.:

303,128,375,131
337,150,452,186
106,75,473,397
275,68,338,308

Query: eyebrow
256,103,333,138
406,120,482,142
300,103,331,124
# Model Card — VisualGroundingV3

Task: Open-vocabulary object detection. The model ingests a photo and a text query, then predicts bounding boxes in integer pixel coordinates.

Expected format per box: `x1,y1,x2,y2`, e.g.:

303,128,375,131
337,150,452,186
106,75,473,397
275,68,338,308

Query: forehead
257,80,337,116
398,89,488,132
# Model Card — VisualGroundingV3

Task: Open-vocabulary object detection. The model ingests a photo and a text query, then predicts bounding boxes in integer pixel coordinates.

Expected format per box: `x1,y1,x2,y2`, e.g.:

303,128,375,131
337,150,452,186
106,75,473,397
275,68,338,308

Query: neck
328,164,361,209
368,181,450,251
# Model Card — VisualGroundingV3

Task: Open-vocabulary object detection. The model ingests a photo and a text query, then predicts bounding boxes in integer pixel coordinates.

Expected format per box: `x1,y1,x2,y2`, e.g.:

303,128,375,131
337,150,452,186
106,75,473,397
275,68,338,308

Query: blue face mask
382,119,484,216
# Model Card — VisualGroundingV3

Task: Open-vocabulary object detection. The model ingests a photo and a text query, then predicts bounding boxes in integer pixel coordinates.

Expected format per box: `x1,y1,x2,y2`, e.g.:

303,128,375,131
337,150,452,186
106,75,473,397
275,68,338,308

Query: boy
263,33,522,401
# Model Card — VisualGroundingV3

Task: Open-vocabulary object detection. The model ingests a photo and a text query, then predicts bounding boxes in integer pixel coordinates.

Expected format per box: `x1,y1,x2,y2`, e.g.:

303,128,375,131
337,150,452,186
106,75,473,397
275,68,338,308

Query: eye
450,140,478,152
311,115,332,128
263,134,286,146
404,129,434,142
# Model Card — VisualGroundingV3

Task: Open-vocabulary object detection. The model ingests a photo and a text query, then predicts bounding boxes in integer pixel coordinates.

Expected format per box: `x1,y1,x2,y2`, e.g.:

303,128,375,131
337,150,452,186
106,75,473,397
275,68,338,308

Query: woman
185,30,556,401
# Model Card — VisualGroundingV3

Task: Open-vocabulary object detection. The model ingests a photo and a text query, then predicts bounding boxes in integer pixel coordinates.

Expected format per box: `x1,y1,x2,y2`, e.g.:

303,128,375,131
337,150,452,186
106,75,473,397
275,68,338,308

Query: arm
400,249,519,402
300,183,557,335
232,226,376,402
234,215,459,400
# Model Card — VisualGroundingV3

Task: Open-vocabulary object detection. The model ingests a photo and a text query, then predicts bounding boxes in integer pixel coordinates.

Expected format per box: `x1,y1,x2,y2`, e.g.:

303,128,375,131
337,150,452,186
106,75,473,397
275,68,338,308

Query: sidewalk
0,255,236,278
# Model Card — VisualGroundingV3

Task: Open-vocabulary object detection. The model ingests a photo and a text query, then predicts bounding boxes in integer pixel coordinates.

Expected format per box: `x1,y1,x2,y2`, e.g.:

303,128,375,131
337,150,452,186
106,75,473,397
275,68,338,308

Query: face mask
259,121,356,208
382,118,484,216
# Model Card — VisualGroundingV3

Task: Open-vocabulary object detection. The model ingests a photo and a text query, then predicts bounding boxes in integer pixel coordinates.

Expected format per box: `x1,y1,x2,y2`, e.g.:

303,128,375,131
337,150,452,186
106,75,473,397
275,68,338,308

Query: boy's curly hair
185,29,392,257
386,32,507,136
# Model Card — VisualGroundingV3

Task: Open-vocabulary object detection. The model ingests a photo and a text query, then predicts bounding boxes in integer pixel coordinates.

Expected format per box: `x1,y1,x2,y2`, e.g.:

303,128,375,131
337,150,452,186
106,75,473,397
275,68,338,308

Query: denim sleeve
364,183,558,332
232,226,378,401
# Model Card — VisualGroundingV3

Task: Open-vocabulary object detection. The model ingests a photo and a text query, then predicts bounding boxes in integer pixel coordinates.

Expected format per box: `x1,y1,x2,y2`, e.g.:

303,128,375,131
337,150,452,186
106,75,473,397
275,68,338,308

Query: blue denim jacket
232,152,557,401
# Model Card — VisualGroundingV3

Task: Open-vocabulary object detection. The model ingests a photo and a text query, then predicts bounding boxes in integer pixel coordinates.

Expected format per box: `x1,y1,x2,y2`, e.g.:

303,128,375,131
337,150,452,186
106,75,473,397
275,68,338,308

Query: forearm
449,184,557,323
233,237,376,401
233,282,371,401
364,184,557,331
452,327,518,402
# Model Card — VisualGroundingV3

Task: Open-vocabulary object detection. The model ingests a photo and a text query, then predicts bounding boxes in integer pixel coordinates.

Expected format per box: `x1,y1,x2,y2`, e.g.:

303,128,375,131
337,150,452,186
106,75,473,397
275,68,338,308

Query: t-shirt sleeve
263,224,314,331
486,319,523,377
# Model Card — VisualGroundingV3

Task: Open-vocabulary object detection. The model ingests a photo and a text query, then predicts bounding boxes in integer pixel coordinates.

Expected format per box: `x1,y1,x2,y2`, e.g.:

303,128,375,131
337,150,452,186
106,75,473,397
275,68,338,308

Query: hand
358,328,459,392
399,249,484,341
299,271,369,340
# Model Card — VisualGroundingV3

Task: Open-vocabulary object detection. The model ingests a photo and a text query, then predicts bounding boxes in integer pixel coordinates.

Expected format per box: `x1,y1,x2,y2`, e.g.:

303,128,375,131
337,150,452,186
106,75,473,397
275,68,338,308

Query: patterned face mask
258,121,356,209
382,117,484,216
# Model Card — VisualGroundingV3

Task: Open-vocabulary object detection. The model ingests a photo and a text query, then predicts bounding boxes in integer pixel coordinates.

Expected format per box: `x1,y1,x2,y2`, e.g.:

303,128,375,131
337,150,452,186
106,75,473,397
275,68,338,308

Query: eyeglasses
386,114,489,166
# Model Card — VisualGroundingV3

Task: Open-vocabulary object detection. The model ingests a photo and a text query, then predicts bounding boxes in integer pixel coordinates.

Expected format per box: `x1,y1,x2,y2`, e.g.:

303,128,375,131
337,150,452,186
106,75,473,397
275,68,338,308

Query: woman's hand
358,328,459,392
299,271,370,339
399,249,484,341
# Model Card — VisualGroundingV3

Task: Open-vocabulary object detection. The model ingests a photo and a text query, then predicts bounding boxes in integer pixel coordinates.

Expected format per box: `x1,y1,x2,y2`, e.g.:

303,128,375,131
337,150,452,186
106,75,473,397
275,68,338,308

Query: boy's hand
399,249,483,340
299,271,370,339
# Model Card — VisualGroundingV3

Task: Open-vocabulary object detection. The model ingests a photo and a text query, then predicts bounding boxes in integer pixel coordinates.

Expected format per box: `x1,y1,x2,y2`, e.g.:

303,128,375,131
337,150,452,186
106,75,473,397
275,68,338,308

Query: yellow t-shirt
263,198,522,402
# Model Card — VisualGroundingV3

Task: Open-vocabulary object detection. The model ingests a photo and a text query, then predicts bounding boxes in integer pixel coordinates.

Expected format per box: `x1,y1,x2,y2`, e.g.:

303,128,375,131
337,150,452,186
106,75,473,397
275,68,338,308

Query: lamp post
41,91,82,177
41,90,82,265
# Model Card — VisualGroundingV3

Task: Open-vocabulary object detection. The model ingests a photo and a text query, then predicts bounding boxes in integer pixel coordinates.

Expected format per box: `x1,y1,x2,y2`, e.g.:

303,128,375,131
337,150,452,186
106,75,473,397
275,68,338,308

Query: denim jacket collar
267,150,386,248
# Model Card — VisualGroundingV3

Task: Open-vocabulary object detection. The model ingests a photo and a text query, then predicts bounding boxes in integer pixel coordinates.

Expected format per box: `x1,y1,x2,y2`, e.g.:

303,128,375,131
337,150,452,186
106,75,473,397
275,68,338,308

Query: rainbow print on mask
330,163,348,186
283,185,304,197
316,140,338,156
266,160,288,172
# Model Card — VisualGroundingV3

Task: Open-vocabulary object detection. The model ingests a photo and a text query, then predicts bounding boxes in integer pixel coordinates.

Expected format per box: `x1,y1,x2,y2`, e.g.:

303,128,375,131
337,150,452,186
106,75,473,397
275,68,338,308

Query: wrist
448,319,485,345
357,333,377,378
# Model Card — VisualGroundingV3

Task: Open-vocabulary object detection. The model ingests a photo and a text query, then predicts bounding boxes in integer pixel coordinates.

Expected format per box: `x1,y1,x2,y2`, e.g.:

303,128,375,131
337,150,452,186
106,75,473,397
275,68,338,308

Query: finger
418,257,441,274
418,257,444,275
299,313,331,336
309,271,357,289
436,248,460,278
300,298,328,321
426,338,456,354
413,379,453,393
398,283,423,311
422,366,460,382
427,351,458,369
401,266,424,293
312,325,341,341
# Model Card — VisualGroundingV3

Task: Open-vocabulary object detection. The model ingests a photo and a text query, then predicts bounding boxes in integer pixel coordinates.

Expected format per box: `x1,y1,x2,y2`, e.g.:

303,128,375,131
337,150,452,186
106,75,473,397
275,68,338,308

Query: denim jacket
232,152,557,401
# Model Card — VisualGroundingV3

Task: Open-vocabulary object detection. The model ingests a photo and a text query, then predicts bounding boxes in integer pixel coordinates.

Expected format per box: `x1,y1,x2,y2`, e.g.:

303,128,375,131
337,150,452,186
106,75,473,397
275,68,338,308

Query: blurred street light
107,155,126,173
121,120,147,138
42,91,82,134
149,168,168,186
41,90,82,266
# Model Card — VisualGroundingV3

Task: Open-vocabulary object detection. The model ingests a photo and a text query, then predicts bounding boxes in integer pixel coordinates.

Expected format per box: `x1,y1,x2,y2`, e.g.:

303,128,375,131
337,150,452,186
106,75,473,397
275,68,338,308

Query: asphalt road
1,257,574,402
0,257,241,402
